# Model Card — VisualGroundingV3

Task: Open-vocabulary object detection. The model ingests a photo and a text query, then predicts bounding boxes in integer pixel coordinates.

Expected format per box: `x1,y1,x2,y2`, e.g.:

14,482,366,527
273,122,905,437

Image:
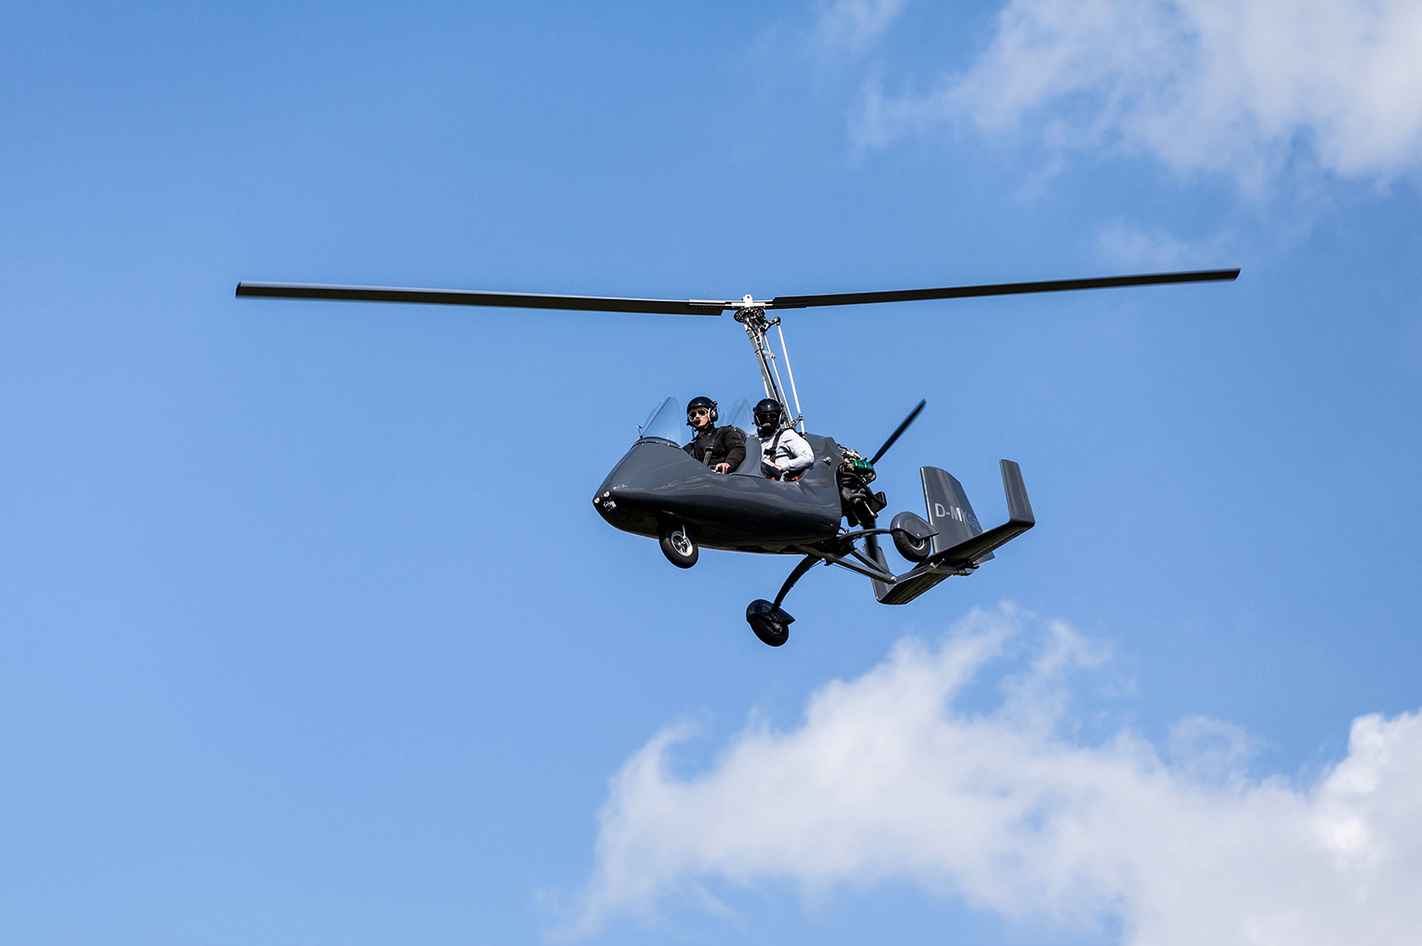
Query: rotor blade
236,283,729,316
769,268,1239,310
870,399,926,465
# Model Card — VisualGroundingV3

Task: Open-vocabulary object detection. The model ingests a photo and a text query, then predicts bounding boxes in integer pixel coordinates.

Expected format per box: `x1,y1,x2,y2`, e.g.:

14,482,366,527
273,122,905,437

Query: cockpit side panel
593,434,843,553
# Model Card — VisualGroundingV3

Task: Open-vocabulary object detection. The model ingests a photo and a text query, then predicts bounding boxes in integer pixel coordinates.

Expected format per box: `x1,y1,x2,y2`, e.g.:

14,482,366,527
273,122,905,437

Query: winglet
1000,459,1034,526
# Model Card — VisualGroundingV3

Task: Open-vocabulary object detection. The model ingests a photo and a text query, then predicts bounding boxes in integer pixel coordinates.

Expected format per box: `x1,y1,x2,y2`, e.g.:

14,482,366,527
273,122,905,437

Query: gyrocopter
237,267,1238,647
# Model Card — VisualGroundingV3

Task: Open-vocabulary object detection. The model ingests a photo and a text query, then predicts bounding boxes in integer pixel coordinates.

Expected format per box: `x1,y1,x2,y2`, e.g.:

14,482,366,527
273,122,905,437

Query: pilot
684,396,746,474
754,398,813,480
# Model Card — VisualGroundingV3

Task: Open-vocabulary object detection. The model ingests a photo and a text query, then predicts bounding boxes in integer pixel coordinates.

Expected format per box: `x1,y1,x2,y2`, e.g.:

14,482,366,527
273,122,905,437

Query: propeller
862,398,928,574
870,399,926,466
235,268,1238,313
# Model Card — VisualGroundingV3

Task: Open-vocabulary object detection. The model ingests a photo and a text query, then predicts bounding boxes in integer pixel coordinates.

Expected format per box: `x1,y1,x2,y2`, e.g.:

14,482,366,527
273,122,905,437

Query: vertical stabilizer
920,467,991,562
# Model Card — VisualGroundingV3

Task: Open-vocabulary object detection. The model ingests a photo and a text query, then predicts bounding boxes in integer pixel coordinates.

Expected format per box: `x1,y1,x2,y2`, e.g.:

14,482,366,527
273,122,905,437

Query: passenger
683,396,746,474
754,398,813,480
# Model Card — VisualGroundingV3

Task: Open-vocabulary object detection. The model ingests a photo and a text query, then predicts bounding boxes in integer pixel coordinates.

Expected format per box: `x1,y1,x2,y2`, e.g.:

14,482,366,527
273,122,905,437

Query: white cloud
811,0,908,54
567,606,1422,944
1095,219,1223,269
851,0,1422,186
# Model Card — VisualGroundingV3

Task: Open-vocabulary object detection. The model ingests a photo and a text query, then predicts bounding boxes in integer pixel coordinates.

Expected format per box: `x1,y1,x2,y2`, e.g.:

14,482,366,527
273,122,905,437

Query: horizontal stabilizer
874,460,1035,605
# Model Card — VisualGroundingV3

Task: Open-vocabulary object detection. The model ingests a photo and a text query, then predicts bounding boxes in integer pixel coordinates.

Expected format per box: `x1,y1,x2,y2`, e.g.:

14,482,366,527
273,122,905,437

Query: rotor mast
731,295,803,432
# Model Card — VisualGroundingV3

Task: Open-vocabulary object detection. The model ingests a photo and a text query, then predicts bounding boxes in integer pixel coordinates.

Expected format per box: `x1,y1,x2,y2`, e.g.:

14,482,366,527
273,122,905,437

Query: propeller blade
769,268,1239,310
870,399,926,465
235,283,729,316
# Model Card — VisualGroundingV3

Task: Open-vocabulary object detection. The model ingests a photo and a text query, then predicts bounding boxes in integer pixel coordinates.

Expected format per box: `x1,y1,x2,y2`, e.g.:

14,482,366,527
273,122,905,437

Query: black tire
893,529,931,563
659,524,698,568
745,599,790,647
748,613,789,647
890,510,934,563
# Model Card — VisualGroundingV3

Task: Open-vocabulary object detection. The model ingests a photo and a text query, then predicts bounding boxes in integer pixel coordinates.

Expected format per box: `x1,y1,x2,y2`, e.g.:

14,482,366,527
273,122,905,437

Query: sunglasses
690,408,710,417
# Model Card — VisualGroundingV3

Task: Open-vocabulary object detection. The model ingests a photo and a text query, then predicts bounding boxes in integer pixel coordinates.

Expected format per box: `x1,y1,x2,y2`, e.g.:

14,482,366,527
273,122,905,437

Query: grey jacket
761,427,814,478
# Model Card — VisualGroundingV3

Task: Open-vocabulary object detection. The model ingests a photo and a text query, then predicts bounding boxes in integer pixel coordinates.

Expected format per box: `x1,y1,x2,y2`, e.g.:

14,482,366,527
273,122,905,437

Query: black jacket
684,424,747,471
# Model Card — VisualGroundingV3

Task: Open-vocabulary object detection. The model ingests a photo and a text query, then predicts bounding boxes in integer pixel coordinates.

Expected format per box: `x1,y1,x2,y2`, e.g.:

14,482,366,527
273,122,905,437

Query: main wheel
893,529,931,562
746,599,791,647
658,524,698,568
890,510,933,563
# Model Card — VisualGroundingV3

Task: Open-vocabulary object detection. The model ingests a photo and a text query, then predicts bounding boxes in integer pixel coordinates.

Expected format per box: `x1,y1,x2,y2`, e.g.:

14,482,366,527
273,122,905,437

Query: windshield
638,397,683,444
721,398,753,436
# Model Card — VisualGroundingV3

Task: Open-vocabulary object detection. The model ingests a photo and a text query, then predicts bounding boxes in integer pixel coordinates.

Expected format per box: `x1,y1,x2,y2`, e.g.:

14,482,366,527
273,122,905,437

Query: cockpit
637,396,783,477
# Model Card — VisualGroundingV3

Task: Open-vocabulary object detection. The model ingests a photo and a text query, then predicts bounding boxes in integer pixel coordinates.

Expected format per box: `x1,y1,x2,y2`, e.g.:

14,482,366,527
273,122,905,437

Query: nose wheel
659,524,699,568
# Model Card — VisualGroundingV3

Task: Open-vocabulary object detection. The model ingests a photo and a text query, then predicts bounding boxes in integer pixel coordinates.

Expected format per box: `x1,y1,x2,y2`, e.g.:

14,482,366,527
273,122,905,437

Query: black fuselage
593,434,843,553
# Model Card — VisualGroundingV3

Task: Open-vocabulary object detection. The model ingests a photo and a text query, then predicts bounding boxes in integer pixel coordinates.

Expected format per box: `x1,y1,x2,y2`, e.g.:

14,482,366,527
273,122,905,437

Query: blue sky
2,2,1420,944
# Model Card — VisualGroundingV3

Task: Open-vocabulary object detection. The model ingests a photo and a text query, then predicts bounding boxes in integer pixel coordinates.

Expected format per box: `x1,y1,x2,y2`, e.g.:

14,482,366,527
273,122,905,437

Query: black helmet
686,395,718,427
753,397,783,434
